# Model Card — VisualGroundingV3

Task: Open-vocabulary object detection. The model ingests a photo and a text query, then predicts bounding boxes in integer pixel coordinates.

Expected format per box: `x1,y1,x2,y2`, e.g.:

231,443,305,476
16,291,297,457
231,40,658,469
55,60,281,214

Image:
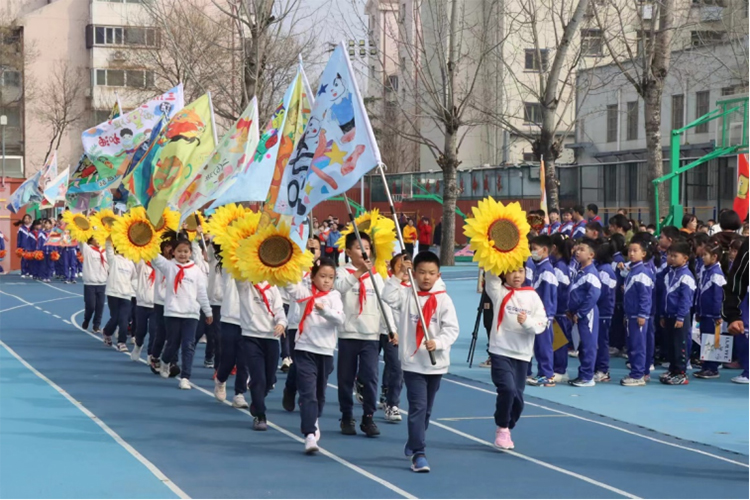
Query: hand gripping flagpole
342,193,397,342
376,163,437,365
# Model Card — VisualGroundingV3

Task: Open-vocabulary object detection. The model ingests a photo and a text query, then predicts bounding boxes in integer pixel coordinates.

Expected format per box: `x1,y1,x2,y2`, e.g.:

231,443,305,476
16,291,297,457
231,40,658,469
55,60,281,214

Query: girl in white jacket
484,267,548,451
149,238,174,375
235,279,287,430
80,237,109,333
152,238,213,390
285,257,344,453
103,241,137,352
131,259,156,362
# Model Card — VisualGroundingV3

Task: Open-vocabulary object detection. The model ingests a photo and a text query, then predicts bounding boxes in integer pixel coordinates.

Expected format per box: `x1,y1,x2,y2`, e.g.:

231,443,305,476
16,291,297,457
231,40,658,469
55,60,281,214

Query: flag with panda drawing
274,42,381,227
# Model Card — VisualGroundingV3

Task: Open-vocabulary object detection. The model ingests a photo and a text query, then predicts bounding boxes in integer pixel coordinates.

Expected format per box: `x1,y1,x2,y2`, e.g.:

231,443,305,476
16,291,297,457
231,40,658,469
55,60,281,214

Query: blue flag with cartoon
274,43,381,226
6,170,43,213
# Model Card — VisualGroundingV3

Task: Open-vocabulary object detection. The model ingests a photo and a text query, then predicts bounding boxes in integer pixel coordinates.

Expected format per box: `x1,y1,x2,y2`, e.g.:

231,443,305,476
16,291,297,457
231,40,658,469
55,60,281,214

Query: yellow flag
552,319,569,351
146,94,215,225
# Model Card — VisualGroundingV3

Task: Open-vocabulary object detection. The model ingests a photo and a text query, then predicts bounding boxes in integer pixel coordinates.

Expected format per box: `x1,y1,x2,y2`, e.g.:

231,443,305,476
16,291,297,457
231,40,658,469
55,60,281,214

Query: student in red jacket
417,217,432,253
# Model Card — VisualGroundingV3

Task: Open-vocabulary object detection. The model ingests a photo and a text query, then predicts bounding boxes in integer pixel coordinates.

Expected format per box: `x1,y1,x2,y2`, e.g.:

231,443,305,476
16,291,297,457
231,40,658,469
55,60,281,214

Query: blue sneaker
411,454,430,473
568,378,595,387
528,375,556,387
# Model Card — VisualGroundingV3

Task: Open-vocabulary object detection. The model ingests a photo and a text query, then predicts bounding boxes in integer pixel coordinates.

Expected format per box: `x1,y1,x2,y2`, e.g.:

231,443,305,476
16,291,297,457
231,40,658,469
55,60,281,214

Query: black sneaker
340,417,357,435
693,369,720,379
664,373,689,385
169,364,181,378
282,388,296,412
204,359,214,369
360,415,380,437
82,319,89,330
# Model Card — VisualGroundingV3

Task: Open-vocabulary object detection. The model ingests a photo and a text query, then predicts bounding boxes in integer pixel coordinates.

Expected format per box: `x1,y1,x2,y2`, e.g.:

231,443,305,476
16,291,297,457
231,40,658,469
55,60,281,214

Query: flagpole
376,162,436,365
342,193,397,342
207,91,219,146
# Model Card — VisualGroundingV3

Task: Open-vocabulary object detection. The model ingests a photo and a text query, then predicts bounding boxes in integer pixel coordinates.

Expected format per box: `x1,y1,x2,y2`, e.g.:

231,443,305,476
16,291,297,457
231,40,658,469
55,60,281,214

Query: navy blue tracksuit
610,252,626,351
623,262,654,379
552,257,572,375
532,258,557,379
696,263,726,372
568,263,601,381
216,323,249,396
595,263,617,374
662,264,696,374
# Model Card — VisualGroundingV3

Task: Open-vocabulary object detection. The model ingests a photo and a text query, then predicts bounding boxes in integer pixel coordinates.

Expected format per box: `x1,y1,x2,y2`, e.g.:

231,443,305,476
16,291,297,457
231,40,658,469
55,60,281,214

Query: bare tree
34,61,87,164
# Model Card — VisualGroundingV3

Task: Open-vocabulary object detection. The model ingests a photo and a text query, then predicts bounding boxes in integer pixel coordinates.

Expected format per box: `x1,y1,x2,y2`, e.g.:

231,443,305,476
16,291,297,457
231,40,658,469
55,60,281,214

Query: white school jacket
236,281,287,338
285,272,311,330
104,243,136,300
151,254,212,320
80,242,109,286
220,270,241,327
382,277,459,375
134,261,156,308
484,273,548,362
285,283,344,356
335,264,395,341
206,246,223,306
153,266,166,306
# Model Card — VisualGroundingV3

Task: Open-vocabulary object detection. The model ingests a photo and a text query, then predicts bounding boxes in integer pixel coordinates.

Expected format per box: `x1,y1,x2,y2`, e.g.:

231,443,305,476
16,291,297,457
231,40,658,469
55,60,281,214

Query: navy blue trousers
595,318,612,373
380,334,403,407
162,317,199,379
134,305,155,354
104,296,132,344
403,371,441,455
295,350,334,436
284,329,298,395
337,338,379,418
245,336,279,417
490,354,527,429
83,284,106,330
216,323,249,395
626,318,648,379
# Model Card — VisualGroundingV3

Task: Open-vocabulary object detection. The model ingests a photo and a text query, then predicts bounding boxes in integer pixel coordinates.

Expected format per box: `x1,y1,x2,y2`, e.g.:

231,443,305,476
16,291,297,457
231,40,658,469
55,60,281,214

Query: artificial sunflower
90,208,118,246
61,211,94,243
111,207,162,262
183,212,207,241
204,203,251,248
463,197,531,276
222,211,262,280
236,222,314,287
336,208,397,278
151,208,180,236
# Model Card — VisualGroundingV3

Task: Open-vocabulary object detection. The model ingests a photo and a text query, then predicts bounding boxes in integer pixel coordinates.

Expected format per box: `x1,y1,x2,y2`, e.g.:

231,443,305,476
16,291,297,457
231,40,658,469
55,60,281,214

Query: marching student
608,233,627,358
285,257,345,453
80,236,109,333
14,214,32,278
594,241,617,383
659,240,696,385
566,238,601,387
192,232,220,369
620,235,656,386
483,265,547,450
335,232,395,437
152,238,213,389
103,240,137,351
131,257,156,362
149,238,174,374
550,234,572,383
693,239,727,379
235,278,287,430
378,254,406,422
527,235,558,387
36,219,51,282
383,252,459,473
26,220,40,279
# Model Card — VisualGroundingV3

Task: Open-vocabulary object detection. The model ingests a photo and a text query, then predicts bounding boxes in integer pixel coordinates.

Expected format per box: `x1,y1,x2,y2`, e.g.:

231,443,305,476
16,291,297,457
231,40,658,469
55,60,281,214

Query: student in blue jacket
659,241,697,385
693,240,727,379
550,234,573,382
14,214,32,277
566,238,601,387
594,241,617,382
527,235,558,387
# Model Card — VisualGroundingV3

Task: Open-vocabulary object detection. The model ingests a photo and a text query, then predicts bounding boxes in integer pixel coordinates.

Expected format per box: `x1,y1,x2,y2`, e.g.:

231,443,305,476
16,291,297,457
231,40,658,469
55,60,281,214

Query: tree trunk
644,84,668,224
533,123,561,211
439,130,460,266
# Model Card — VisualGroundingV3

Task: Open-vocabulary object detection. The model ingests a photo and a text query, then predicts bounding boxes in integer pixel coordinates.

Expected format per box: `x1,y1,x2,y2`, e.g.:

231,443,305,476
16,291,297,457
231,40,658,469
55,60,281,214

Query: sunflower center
102,216,116,227
357,220,372,232
128,221,154,247
75,216,91,231
154,216,166,232
258,235,293,268
488,219,519,252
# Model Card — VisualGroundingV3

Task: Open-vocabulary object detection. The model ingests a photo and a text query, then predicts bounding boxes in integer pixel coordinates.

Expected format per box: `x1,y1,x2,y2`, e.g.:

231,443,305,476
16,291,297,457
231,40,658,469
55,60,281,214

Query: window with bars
2,106,21,126
606,104,618,143
626,101,639,140
581,29,603,56
90,25,158,47
695,90,710,133
671,94,684,130
524,102,542,124
95,68,154,88
691,31,725,47
524,49,549,71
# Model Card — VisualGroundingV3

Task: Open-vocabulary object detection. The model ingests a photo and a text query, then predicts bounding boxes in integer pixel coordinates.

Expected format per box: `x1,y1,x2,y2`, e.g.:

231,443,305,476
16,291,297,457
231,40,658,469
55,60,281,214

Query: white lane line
62,320,71,325
442,377,749,468
43,310,51,314
53,315,61,319
0,340,190,499
68,310,417,500
325,383,638,499
34,306,42,310
0,295,77,313
39,281,83,297
437,415,572,421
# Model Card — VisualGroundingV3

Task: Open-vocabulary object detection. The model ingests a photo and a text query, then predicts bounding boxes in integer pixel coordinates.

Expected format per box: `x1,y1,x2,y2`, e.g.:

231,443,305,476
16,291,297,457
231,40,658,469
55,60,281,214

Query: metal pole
342,193,396,341
377,163,437,365
1,123,5,187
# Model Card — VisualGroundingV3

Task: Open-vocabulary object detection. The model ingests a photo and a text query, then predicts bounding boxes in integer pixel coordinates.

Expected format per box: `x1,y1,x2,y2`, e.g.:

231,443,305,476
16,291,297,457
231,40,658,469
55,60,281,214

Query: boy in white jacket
103,241,137,352
285,257,345,453
382,252,459,473
335,232,395,437
484,267,548,450
80,237,109,333
235,279,287,430
152,238,213,390
131,259,156,362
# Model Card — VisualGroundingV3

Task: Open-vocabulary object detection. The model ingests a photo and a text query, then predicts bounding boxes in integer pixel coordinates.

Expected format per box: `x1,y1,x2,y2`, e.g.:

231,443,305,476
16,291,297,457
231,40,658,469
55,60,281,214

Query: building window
671,94,684,130
524,49,549,71
721,86,736,96
606,104,618,143
524,102,542,124
0,71,20,87
626,100,639,140
691,31,725,47
94,68,153,88
93,26,157,47
522,152,536,162
387,75,399,92
695,90,710,133
2,107,21,127
581,29,603,57
400,3,406,22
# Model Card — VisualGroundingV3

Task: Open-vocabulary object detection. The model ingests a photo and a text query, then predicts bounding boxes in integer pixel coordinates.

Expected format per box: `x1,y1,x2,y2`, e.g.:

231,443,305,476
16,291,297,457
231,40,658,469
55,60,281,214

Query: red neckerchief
496,285,535,327
254,283,273,316
90,245,106,266
412,290,445,356
296,285,331,335
174,263,195,292
146,262,156,286
346,268,369,315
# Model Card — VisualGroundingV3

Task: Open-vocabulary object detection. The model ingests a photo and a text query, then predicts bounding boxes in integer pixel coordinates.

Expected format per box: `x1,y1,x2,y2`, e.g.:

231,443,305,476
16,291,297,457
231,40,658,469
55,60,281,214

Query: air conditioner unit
701,6,724,22
642,4,653,20
110,50,127,62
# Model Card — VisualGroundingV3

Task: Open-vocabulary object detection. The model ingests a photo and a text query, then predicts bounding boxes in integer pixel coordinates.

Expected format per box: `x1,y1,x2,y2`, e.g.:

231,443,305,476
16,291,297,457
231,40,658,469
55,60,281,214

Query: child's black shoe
360,415,380,437
340,417,357,435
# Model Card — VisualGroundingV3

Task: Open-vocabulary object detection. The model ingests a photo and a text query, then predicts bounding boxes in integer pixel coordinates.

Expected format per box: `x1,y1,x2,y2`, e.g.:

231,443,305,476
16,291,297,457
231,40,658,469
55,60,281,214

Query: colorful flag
178,97,260,224
539,157,549,226
733,153,748,218
36,151,58,199
92,189,113,211
6,170,43,213
44,167,70,204
120,116,168,208
65,192,92,214
275,43,381,226
146,94,216,224
68,154,120,194
81,84,184,178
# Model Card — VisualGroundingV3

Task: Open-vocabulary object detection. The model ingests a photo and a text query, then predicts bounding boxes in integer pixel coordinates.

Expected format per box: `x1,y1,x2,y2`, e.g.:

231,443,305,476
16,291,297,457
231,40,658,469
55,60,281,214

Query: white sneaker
178,378,191,390
568,350,579,358
116,343,128,353
385,405,402,422
552,372,569,384
315,419,321,442
214,380,227,402
281,357,292,372
731,375,749,384
199,335,207,344
478,357,492,368
232,393,249,408
304,434,319,454
129,336,135,345
130,344,143,362
160,361,170,379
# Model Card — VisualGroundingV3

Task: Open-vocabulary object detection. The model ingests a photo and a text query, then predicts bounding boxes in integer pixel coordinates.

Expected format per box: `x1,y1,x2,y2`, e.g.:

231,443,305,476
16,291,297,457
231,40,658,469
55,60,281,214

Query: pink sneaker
494,427,514,450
